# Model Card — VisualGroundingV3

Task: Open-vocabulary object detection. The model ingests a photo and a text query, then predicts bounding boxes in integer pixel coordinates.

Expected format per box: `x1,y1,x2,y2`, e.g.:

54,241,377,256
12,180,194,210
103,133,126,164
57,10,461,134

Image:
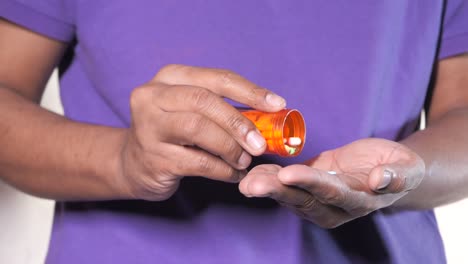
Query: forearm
396,108,468,209
0,85,128,200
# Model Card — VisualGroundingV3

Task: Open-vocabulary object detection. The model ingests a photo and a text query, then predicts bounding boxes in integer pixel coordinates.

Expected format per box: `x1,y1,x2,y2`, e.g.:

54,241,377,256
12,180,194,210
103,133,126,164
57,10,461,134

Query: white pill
286,137,302,146
327,171,337,175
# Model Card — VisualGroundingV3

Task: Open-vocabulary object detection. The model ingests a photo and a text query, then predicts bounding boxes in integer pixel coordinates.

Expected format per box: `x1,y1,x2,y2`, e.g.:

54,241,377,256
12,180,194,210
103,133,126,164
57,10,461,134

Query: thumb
368,165,410,194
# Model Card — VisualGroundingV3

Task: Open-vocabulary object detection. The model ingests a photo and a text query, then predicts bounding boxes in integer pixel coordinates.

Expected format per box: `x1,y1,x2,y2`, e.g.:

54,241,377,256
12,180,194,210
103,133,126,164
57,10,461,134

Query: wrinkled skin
239,138,425,228
117,64,286,201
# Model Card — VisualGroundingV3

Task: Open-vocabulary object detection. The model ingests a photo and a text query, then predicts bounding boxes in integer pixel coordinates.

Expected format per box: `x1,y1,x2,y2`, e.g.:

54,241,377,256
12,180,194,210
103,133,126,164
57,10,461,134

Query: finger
239,164,315,205
277,164,377,213
239,165,349,228
368,161,425,194
271,185,350,229
163,144,246,183
153,84,268,156
239,164,282,197
366,142,425,193
282,201,350,229
277,165,350,204
153,64,286,111
155,112,251,170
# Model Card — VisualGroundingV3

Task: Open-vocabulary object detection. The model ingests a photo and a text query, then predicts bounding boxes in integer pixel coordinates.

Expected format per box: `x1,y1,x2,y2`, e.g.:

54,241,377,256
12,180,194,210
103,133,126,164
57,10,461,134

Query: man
0,1,467,263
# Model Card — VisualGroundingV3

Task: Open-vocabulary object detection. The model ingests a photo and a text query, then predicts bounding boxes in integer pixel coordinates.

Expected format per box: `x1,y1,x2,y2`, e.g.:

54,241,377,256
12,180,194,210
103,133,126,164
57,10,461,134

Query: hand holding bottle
116,64,287,201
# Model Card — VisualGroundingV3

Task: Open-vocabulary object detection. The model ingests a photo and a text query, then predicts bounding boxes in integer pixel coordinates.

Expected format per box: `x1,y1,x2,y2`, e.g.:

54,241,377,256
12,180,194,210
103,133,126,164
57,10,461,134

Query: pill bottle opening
279,109,306,156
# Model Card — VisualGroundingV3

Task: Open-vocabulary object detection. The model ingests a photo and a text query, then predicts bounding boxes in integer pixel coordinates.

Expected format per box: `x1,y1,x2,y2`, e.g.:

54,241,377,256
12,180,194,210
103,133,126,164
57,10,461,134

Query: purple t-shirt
2,1,468,263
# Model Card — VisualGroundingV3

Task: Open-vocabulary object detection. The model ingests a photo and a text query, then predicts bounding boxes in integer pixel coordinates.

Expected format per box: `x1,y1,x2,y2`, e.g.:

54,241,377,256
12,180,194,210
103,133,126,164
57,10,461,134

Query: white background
0,71,467,263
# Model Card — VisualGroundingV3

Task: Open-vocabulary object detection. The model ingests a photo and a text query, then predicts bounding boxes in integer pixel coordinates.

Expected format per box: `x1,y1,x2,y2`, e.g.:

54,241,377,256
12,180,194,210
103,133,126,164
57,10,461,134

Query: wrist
105,128,135,200
393,137,429,209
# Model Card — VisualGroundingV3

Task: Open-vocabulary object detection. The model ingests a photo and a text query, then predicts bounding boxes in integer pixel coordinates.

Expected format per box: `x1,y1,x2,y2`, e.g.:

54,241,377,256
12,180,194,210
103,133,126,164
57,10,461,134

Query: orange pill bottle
241,109,306,157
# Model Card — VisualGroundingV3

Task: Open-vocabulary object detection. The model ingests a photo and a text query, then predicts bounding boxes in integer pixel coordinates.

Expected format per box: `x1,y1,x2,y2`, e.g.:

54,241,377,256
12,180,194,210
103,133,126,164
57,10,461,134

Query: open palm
239,138,425,228
306,138,423,193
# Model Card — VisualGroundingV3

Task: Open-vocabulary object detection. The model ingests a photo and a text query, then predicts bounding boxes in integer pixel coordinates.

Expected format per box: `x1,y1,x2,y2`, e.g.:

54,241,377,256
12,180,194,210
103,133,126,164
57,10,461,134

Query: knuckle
221,139,242,159
300,196,317,211
247,86,267,104
155,64,185,80
225,138,241,154
226,114,251,135
130,86,152,110
190,88,216,111
216,69,237,89
196,155,213,174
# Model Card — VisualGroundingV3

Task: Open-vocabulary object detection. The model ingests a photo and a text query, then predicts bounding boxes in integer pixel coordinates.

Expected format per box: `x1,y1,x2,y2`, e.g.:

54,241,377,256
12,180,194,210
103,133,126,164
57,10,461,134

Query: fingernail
266,93,286,107
246,130,266,150
378,169,393,190
238,151,251,169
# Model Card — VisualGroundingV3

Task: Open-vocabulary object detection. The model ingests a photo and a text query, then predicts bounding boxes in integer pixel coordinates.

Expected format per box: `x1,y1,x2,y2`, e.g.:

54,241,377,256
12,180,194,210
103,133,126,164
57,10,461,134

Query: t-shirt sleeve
439,0,468,60
0,0,74,42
